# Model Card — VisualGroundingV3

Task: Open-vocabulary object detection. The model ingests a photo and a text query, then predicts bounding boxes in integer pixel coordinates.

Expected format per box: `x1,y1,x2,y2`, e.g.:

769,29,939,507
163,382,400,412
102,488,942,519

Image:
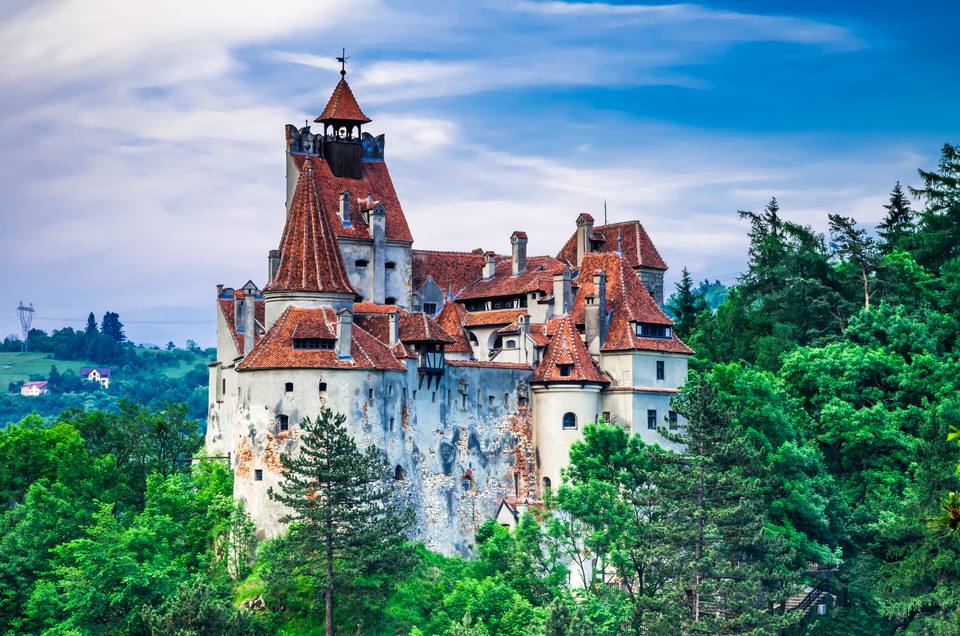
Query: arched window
542,476,552,490
394,465,405,481
385,296,397,305
562,412,577,430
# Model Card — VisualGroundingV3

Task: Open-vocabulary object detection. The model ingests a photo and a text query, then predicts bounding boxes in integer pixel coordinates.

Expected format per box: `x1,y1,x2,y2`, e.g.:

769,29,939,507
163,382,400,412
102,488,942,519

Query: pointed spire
532,316,607,384
315,74,371,124
265,158,356,296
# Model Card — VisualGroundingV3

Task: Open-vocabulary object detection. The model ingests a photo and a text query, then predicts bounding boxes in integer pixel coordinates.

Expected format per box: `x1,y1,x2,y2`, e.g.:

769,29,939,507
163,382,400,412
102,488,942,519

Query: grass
0,352,100,386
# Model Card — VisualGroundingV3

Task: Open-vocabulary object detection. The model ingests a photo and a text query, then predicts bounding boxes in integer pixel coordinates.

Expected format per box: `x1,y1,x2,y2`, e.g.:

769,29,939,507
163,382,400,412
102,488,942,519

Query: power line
34,316,211,325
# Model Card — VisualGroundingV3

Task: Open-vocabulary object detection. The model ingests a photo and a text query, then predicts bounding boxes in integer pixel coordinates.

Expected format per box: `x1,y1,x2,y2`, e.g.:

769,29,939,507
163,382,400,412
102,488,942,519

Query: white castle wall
531,383,602,489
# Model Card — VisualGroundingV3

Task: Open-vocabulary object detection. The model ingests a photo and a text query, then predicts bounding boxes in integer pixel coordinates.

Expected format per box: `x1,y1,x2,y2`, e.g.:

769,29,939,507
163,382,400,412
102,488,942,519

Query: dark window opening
385,261,396,270
462,475,474,491
602,411,611,422
422,302,437,314
488,395,495,407
468,332,479,346
505,339,516,348
669,410,679,430
278,414,289,432
368,388,374,400
514,472,520,497
656,360,665,380
394,465,405,480
542,476,552,490
518,396,528,408
385,297,397,305
254,469,263,481
636,323,671,339
558,364,572,377
389,417,395,431
221,379,226,395
562,412,577,430
319,382,327,393
284,382,294,393
465,300,485,311
647,409,658,430
293,338,335,350
355,259,369,268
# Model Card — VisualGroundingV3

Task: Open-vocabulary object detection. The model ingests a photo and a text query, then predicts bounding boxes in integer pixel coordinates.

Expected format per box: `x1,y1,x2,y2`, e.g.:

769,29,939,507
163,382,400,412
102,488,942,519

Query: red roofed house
206,63,691,555
20,381,48,397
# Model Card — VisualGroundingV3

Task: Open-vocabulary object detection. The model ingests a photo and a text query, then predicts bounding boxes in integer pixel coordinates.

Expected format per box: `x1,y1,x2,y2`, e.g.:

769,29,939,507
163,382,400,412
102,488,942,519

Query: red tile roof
411,249,485,296
569,253,692,355
292,154,413,243
532,316,607,384
446,360,532,370
352,303,453,344
557,220,667,271
457,256,567,300
238,307,406,372
434,301,473,353
265,159,355,295
218,298,265,353
462,308,528,327
315,77,372,124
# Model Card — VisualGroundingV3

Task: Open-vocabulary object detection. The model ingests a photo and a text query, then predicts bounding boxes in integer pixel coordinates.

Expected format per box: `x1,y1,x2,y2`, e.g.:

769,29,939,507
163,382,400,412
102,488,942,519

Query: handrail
794,578,829,614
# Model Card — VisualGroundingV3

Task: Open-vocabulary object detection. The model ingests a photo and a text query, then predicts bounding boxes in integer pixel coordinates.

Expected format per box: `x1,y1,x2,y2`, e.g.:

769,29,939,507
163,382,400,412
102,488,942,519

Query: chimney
483,251,496,280
387,311,399,346
242,290,257,355
517,313,530,363
510,231,527,276
585,293,600,355
339,191,351,227
216,284,224,298
336,308,353,359
267,250,280,284
552,267,572,316
575,213,595,266
593,268,607,328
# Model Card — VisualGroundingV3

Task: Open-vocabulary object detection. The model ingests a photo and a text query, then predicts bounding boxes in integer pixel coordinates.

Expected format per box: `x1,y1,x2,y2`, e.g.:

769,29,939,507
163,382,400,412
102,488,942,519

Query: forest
0,143,959,635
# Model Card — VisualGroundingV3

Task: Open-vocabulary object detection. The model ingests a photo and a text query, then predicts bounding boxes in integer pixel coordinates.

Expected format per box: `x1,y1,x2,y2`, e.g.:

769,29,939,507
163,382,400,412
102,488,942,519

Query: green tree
667,266,708,340
101,311,126,343
266,407,414,636
829,214,880,310
84,312,98,337
910,143,960,270
141,577,264,636
878,181,915,253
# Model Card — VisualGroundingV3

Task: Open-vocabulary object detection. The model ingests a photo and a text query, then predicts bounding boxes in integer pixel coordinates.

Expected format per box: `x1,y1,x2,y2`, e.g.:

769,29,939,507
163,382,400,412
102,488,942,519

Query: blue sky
0,0,957,345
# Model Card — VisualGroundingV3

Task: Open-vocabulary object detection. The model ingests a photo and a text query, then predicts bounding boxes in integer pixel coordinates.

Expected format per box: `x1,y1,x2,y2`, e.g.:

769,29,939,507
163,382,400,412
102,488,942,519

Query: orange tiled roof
532,316,607,384
557,220,667,271
433,301,473,353
352,303,454,344
463,308,528,327
292,155,413,243
447,360,532,370
457,256,567,301
218,298,265,353
411,249,485,296
265,159,356,295
315,77,372,124
238,307,406,372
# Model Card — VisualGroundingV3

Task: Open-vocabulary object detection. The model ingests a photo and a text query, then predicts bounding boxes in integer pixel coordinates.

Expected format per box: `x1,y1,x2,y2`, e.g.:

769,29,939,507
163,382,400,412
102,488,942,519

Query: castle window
514,472,520,497
278,414,289,432
542,476,552,490
389,417,395,432
385,261,396,270
562,412,577,430
504,392,509,406
602,411,611,423
558,364,572,377
422,302,437,314
389,384,394,396
656,360,665,380
355,259,369,268
319,382,327,393
669,410,679,430
647,409,658,430
636,323,671,339
432,391,437,403
254,469,263,481
368,388,374,400
465,300,485,311
505,339,516,349
518,396,528,408
385,297,397,305
285,382,294,393
222,378,226,397
462,474,474,491
468,332,479,346
394,465,405,480
461,393,467,409
488,395,495,407
293,338,335,350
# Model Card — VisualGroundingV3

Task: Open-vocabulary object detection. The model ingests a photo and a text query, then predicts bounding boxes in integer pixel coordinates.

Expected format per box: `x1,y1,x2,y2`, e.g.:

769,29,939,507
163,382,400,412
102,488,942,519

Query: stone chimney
552,267,572,316
267,250,280,284
336,308,353,359
242,289,257,356
483,251,496,280
510,231,527,276
339,191,351,227
585,293,600,355
575,213,595,266
387,311,399,346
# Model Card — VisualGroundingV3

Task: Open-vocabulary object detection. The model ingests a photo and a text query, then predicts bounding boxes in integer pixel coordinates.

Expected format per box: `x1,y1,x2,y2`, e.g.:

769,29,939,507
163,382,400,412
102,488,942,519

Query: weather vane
336,48,349,77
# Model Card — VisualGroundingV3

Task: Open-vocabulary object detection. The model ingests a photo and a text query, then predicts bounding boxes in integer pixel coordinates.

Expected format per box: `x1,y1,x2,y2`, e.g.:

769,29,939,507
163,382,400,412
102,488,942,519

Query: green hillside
0,352,100,387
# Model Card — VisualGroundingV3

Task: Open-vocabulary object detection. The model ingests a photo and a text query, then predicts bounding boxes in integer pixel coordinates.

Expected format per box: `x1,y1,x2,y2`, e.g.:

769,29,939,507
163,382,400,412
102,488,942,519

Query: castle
205,67,692,555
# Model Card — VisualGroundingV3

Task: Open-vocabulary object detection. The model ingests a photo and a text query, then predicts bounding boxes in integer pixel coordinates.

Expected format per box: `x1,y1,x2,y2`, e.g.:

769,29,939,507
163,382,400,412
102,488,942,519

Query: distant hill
665,278,730,318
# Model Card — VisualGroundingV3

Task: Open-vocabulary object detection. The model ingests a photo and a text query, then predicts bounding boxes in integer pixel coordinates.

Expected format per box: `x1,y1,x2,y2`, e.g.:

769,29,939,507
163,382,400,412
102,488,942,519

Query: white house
20,381,49,397
80,367,111,389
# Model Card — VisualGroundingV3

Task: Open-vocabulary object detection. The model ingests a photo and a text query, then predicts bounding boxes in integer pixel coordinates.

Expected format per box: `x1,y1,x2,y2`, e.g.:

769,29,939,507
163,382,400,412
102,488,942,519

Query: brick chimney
336,308,353,359
575,213,594,266
552,267,572,316
483,251,496,280
510,231,527,276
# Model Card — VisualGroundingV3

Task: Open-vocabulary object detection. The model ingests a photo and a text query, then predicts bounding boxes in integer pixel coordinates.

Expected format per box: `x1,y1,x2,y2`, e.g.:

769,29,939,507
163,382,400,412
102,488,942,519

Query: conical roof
264,158,356,295
532,316,607,384
314,77,371,124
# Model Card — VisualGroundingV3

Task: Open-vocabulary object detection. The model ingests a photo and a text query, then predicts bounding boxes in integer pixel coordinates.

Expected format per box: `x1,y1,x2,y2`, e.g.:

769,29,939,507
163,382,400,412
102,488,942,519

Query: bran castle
205,68,692,555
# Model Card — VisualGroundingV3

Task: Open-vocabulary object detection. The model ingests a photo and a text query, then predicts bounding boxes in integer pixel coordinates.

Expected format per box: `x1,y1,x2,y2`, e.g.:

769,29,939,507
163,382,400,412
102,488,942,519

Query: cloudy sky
0,0,957,346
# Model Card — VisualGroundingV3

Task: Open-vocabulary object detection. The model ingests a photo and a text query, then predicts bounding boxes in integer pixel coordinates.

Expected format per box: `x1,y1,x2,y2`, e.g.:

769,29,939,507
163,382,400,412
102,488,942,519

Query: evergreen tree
667,266,707,340
84,312,98,337
267,407,413,636
910,143,960,270
828,214,880,310
878,181,915,252
100,311,125,343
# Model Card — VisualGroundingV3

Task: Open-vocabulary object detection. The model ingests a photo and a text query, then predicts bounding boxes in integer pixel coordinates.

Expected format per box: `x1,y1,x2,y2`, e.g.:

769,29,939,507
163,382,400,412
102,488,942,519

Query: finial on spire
617,230,623,256
336,48,349,77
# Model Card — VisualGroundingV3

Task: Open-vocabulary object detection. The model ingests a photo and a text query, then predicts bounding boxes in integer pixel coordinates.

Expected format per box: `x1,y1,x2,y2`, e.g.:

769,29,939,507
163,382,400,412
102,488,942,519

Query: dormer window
558,364,572,377
293,338,335,350
635,323,671,339
339,191,351,227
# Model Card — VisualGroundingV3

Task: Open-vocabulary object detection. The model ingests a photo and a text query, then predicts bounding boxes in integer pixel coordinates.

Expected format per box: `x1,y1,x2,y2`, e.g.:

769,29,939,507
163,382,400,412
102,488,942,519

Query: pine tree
910,143,960,270
668,267,708,340
84,313,98,338
267,407,413,636
100,312,125,343
878,182,915,252
665,374,801,633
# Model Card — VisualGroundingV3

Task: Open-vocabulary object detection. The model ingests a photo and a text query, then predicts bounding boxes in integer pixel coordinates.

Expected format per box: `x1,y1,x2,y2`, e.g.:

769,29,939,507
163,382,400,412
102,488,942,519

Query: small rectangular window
390,417,395,431
647,409,657,430
278,414,289,432
656,360,665,380
602,411,611,422
254,469,263,481
368,388,374,400
669,411,678,430
319,382,327,393
432,391,437,403
422,302,437,314
293,338,335,350
558,364,572,377
285,382,294,393
385,261,396,270
488,395,495,407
